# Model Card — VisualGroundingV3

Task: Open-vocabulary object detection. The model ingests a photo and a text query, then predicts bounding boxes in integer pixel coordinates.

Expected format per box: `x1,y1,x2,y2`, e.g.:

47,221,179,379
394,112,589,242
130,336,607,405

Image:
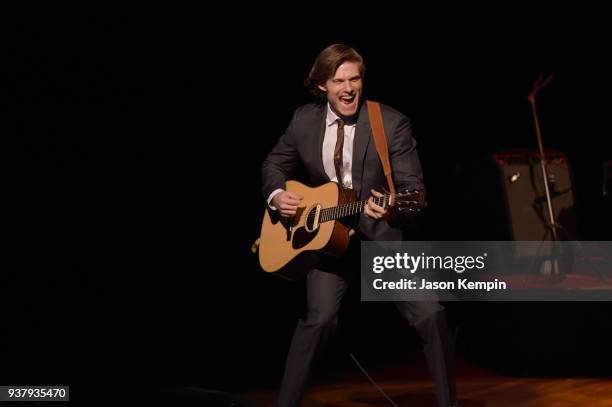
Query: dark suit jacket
262,101,425,241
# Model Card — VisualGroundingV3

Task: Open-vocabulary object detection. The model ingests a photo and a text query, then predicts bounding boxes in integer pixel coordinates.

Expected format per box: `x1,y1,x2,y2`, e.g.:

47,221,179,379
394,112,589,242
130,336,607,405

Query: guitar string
307,195,384,220
300,194,390,223
306,191,420,223
292,189,421,223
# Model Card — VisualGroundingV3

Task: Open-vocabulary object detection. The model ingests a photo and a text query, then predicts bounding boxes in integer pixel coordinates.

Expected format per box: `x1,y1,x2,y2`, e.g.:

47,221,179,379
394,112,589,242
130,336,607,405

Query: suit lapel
351,102,371,198
315,104,330,181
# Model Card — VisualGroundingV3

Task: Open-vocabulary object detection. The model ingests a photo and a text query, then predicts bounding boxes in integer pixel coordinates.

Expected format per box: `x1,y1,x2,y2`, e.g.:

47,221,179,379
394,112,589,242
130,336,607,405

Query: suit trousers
278,267,456,407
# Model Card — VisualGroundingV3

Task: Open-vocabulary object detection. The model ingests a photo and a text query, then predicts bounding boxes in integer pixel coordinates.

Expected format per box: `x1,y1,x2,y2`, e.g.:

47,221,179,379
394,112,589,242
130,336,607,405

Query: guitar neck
319,194,390,223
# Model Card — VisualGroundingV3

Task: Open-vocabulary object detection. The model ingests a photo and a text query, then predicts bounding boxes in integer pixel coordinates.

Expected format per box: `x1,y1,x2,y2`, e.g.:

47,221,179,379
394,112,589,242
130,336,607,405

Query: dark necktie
334,118,345,186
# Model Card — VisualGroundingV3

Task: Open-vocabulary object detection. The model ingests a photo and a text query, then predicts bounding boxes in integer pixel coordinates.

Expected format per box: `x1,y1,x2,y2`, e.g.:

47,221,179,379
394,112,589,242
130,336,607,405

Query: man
262,44,458,407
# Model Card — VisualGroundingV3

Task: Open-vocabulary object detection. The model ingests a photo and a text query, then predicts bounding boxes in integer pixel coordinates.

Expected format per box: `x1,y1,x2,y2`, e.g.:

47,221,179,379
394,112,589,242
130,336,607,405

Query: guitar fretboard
318,194,390,223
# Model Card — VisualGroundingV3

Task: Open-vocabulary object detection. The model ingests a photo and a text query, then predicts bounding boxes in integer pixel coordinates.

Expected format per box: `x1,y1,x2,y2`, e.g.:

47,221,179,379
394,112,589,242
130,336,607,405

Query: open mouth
340,94,356,105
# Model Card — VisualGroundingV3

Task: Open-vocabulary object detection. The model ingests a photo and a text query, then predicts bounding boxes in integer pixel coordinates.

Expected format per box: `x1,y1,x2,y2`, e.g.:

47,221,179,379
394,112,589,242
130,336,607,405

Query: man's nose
343,81,353,92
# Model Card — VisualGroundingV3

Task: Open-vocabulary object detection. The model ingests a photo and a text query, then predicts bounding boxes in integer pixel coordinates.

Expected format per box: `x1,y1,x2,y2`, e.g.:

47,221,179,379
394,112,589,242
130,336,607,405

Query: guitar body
259,180,356,280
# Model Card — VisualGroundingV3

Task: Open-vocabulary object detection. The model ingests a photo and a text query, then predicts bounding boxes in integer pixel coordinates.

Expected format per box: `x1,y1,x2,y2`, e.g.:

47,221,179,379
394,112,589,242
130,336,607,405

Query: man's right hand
272,191,303,217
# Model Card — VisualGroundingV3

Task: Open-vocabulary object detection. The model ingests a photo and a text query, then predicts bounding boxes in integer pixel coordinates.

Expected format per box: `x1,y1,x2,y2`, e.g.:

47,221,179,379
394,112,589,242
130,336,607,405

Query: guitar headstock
393,189,427,212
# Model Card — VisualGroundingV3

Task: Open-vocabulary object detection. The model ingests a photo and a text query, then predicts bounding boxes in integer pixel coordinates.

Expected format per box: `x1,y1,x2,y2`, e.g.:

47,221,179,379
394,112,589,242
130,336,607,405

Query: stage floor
247,363,612,406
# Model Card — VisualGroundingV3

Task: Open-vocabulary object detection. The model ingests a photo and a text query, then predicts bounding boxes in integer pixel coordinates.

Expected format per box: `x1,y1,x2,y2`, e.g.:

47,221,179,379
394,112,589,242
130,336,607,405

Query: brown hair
304,44,365,98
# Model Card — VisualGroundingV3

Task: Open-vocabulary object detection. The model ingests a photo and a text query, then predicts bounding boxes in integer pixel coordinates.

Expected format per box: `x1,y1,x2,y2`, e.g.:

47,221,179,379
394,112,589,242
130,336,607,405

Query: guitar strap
366,100,396,203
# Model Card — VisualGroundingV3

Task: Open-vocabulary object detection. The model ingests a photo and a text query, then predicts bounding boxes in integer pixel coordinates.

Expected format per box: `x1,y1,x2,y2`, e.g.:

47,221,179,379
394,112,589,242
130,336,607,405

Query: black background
7,8,612,404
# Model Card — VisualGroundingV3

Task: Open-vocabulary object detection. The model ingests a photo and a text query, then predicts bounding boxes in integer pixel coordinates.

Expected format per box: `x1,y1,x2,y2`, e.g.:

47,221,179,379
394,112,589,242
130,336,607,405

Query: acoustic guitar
257,180,425,280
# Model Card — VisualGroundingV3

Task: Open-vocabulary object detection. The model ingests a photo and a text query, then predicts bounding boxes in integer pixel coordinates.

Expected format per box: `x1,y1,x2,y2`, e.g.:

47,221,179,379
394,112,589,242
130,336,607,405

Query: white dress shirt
322,103,356,189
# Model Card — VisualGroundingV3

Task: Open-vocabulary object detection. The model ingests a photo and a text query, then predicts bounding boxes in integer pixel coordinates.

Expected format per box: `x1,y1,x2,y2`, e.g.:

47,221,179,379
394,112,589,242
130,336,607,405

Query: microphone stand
527,74,571,279
528,74,558,242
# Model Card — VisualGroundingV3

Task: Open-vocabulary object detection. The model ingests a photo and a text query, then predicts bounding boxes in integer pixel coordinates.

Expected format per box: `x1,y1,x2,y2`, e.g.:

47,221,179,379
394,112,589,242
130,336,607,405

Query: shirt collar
326,103,357,126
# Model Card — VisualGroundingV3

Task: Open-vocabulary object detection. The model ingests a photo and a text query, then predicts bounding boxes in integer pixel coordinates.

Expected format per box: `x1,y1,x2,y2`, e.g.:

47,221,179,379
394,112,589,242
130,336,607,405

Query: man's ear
317,84,327,93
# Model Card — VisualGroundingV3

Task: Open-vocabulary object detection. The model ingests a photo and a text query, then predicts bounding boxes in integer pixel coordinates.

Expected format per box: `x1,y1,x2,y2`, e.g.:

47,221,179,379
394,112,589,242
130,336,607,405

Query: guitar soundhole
305,207,318,231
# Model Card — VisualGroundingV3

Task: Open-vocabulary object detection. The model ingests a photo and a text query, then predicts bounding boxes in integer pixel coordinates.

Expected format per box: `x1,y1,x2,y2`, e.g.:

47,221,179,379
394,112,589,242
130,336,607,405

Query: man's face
318,61,362,118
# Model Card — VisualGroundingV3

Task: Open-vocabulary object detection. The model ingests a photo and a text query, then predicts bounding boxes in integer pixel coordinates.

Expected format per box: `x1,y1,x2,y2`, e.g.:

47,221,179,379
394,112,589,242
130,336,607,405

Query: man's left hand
364,189,388,220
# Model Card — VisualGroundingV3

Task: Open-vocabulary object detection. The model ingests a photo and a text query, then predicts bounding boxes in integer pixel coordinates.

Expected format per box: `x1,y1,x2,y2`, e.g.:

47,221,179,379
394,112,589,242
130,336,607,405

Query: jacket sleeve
388,114,425,193
261,108,302,202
